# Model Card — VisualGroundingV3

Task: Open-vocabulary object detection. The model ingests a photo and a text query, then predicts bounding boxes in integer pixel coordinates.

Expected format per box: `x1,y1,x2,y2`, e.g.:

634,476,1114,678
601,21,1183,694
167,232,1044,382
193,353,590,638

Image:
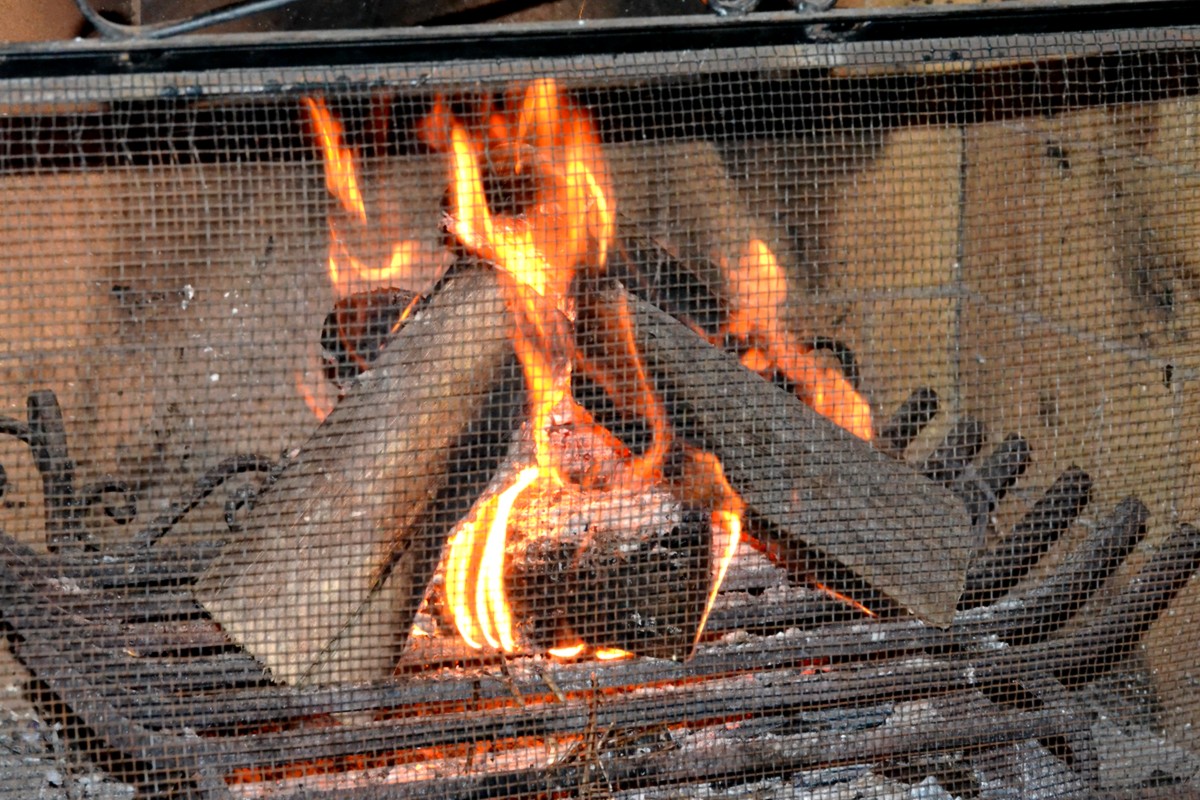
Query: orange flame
444,466,540,652
303,96,367,224
434,82,687,658
434,80,619,655
429,81,759,659
304,95,444,302
725,239,874,441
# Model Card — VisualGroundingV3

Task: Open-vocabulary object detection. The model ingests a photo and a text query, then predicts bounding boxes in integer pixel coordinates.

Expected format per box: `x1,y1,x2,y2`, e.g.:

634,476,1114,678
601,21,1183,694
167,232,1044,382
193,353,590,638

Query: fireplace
2,2,1200,798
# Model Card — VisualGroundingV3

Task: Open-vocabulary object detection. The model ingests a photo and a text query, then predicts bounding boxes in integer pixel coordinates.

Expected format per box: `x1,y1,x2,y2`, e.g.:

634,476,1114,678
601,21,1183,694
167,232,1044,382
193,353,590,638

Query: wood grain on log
601,280,974,627
195,266,521,685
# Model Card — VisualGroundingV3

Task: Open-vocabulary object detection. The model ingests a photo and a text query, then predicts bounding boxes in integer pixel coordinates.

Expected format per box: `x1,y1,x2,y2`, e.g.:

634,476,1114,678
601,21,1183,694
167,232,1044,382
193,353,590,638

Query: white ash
0,708,134,800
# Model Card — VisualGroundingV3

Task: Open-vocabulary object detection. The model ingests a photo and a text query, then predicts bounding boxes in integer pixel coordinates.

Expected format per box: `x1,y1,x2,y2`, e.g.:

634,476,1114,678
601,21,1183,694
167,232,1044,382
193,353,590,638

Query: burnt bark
194,266,521,685
505,484,711,659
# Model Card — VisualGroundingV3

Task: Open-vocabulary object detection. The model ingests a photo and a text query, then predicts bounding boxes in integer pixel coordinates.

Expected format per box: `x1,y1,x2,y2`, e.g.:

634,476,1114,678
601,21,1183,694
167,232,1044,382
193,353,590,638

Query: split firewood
194,266,521,685
598,280,975,627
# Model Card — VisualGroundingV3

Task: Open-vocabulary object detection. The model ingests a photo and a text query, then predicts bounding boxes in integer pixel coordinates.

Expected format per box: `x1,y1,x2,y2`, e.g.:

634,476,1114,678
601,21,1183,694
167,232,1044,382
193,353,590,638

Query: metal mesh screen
2,14,1200,799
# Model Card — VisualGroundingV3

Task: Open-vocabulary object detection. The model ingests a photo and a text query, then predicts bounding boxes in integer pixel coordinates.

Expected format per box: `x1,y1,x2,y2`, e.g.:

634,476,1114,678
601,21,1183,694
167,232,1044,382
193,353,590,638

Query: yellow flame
695,508,742,647
443,466,538,654
478,466,539,652
548,641,587,660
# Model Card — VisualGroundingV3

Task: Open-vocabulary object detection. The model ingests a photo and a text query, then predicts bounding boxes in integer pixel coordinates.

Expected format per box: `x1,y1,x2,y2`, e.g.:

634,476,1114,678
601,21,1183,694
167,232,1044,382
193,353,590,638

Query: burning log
598,280,975,627
194,266,522,685
503,482,711,659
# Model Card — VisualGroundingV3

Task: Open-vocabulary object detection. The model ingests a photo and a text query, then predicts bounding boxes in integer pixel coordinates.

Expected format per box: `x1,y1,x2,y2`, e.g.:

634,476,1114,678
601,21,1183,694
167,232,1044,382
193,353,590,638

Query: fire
443,466,540,652
303,95,447,302
725,239,874,441
303,96,366,224
429,80,748,658
304,83,875,663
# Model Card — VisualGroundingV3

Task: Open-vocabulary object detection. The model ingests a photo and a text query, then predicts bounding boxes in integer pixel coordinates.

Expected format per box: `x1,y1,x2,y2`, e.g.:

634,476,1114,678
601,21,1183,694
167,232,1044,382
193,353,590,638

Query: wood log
600,280,974,627
194,266,521,686
504,482,711,659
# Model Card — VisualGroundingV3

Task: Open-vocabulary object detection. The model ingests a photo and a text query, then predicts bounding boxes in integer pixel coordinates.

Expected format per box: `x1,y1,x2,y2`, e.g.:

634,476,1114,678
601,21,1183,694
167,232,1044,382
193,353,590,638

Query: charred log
599,280,974,627
504,484,711,659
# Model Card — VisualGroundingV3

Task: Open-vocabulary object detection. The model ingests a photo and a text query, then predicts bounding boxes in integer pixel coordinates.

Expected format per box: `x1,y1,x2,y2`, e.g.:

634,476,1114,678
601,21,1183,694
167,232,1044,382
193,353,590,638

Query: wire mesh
1,16,1199,800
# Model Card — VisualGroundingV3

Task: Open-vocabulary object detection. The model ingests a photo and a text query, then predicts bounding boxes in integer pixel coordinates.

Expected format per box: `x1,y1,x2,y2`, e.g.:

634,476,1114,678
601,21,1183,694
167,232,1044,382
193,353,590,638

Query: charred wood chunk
609,281,973,628
505,488,711,660
321,287,422,388
959,467,1093,611
971,739,1088,799
877,387,939,456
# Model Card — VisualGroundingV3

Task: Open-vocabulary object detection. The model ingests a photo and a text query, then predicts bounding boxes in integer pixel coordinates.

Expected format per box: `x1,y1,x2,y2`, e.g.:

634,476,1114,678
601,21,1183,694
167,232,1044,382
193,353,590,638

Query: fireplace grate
2,387,1198,797
4,4,1200,798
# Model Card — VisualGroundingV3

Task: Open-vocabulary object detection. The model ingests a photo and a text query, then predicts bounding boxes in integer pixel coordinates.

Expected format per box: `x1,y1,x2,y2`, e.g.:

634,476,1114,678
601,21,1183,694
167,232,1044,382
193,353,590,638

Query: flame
444,466,539,652
303,96,367,224
438,81,614,481
433,80,618,655
725,239,874,441
429,81,759,658
669,447,746,646
304,95,444,303
301,87,875,663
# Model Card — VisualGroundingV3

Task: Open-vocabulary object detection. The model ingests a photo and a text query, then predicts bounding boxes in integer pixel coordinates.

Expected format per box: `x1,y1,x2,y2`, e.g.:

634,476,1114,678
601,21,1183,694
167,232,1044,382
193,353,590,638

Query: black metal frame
2,0,1200,81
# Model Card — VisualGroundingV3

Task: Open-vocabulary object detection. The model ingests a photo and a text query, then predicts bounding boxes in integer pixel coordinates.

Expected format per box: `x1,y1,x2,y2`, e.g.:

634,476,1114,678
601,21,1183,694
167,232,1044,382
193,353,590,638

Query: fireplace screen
2,6,1200,798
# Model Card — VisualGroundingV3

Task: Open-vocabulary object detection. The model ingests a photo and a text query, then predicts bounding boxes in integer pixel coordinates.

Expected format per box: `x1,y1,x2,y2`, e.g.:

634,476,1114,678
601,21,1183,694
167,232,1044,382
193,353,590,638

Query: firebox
2,1,1200,797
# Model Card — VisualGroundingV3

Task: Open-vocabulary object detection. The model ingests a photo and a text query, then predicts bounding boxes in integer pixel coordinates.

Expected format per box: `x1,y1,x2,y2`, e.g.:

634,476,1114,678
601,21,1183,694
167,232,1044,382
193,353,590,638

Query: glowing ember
547,641,587,660
813,582,878,619
594,648,633,661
